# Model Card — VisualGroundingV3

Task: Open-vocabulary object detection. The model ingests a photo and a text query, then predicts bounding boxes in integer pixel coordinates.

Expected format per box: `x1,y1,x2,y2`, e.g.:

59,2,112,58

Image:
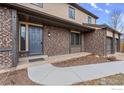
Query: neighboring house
0,3,121,68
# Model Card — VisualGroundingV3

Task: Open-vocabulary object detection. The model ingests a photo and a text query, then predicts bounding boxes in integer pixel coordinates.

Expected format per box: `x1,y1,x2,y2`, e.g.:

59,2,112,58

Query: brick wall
43,25,70,56
0,51,13,68
84,29,106,56
0,6,13,68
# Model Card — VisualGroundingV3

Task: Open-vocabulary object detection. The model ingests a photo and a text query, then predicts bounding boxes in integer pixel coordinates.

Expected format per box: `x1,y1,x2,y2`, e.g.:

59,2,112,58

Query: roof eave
69,3,99,19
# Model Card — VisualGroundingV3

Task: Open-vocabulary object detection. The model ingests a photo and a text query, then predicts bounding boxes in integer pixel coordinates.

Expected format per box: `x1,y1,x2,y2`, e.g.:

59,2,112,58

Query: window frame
69,6,75,19
20,24,26,51
71,32,81,46
88,16,92,24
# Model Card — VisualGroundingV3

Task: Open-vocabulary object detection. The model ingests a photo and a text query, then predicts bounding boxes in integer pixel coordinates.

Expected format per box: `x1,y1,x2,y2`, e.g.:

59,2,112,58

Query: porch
17,11,94,59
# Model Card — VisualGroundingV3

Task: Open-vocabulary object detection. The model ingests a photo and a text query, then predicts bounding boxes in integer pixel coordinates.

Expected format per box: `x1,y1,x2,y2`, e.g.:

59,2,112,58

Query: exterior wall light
48,32,51,37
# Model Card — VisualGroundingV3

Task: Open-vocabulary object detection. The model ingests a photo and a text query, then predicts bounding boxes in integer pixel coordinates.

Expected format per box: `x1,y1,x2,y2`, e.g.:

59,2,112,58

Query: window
71,32,80,45
20,24,26,51
69,7,75,19
88,16,92,24
33,3,43,8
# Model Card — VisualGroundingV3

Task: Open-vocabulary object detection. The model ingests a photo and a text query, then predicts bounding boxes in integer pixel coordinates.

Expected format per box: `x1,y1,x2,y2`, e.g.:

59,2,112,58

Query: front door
29,25,43,55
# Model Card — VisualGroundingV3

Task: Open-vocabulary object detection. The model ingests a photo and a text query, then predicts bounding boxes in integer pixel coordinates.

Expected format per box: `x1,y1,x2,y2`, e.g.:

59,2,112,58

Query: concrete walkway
28,61,124,85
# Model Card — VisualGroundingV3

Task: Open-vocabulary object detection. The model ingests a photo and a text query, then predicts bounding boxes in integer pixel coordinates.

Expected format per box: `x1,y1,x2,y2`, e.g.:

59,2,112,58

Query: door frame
19,21,43,55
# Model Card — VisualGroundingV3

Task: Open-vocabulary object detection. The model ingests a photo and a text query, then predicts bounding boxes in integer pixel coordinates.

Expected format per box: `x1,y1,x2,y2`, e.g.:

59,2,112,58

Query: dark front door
29,25,43,55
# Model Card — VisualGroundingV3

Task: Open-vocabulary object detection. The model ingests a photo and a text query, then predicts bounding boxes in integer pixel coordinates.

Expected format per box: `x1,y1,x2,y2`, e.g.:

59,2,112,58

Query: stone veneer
43,25,70,56
0,6,13,68
0,51,13,68
84,29,106,56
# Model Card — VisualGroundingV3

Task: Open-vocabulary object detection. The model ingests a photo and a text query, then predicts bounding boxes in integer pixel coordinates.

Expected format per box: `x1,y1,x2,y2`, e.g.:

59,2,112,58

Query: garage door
107,37,112,54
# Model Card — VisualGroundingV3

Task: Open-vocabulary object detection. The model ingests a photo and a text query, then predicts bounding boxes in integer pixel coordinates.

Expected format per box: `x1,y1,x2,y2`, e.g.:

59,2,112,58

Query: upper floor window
88,16,92,24
69,7,75,19
33,3,43,8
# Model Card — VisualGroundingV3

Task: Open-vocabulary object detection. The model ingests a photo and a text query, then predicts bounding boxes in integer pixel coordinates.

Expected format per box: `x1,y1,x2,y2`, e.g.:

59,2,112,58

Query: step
19,55,48,62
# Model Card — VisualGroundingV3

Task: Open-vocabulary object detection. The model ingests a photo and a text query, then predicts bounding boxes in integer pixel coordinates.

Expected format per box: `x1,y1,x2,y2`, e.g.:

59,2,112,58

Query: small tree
109,9,124,45
109,9,124,32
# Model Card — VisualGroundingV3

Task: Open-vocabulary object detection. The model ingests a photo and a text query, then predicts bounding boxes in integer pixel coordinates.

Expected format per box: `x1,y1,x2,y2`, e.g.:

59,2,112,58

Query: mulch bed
73,73,124,85
0,68,38,85
52,54,117,67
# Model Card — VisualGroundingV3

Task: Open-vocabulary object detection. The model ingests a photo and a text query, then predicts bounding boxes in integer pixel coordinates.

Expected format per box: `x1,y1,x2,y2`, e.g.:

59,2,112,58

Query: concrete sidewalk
28,61,124,85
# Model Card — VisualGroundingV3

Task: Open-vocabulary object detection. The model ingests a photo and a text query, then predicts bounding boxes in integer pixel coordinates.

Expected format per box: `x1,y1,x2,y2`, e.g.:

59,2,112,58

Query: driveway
28,61,124,85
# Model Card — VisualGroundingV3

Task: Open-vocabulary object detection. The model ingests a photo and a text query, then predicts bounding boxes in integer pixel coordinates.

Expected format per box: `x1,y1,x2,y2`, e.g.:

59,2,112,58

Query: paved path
28,61,124,85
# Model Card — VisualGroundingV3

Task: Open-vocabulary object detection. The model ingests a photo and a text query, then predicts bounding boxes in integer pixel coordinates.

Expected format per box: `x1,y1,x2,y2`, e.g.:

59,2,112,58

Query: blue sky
79,3,124,25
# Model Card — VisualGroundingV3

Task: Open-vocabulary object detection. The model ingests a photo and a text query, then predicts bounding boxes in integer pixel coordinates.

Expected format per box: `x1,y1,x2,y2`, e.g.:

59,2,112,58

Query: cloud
90,3,98,9
89,3,110,14
105,9,110,14
98,8,103,11
90,3,103,11
106,3,110,5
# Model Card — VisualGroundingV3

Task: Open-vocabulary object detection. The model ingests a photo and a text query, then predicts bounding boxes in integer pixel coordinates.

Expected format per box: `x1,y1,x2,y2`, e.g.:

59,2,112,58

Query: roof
70,3,99,19
83,23,122,35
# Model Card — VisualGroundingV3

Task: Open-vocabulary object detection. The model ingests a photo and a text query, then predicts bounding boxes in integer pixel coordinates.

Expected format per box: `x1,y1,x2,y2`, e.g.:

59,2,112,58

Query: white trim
19,21,43,27
19,21,43,52
26,24,28,51
71,30,80,33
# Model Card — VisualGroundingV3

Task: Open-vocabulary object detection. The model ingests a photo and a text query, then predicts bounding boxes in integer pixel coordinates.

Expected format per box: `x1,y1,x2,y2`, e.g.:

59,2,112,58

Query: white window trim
69,6,75,19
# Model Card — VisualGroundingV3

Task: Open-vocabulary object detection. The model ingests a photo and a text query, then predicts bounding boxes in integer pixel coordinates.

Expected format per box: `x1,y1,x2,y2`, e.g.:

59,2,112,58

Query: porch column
11,9,18,67
0,7,17,68
112,32,115,54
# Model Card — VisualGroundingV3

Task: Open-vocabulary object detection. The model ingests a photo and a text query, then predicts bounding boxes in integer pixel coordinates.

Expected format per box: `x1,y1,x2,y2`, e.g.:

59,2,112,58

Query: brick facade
0,5,121,69
43,25,70,56
0,7,13,68
84,29,106,56
0,51,12,68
